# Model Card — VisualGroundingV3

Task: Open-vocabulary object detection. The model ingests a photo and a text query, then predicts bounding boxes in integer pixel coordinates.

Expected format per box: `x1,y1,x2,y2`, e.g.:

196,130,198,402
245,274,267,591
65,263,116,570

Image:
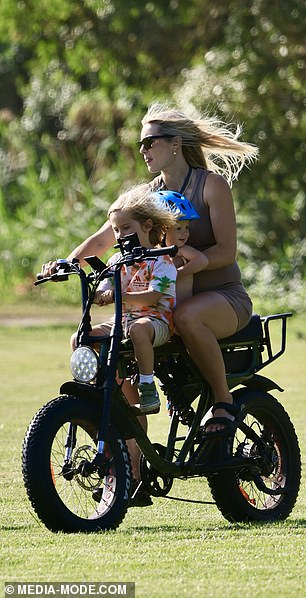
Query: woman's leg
174,291,238,433
176,274,194,304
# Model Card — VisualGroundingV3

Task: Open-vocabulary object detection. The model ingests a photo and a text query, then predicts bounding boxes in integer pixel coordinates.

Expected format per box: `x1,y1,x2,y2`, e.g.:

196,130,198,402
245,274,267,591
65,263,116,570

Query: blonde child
72,185,177,414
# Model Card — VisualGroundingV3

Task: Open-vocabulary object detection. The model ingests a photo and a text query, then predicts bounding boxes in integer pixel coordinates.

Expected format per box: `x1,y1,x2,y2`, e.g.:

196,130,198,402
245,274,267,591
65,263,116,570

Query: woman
139,103,258,433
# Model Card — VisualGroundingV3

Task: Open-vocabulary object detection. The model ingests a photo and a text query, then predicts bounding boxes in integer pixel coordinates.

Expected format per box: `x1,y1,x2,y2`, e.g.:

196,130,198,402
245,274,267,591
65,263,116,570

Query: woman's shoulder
203,171,232,205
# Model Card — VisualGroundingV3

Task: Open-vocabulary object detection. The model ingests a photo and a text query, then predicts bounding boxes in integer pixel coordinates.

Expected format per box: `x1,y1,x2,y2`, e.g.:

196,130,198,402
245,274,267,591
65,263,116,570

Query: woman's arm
67,220,115,265
202,173,237,270
41,220,115,277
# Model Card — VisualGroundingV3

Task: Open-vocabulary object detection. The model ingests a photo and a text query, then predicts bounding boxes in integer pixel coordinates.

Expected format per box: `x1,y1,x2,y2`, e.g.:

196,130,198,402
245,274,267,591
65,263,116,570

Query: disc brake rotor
72,445,103,490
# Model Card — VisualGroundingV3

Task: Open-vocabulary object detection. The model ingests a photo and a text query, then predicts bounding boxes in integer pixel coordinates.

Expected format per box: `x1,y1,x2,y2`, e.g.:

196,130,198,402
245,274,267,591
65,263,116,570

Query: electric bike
22,234,301,532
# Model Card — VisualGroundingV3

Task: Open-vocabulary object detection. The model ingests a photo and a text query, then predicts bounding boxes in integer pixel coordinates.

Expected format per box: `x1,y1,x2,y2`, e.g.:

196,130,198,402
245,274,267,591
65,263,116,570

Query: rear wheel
208,391,301,522
22,395,132,532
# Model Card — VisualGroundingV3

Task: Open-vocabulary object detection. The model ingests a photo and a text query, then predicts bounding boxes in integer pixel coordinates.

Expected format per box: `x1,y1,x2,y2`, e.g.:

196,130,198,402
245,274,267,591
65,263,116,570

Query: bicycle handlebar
35,259,80,285
142,245,178,258
34,244,177,286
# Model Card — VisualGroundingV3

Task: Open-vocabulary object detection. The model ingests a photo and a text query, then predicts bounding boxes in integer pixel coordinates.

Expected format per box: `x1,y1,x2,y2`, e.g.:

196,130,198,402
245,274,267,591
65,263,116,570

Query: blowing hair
142,102,258,185
108,184,177,246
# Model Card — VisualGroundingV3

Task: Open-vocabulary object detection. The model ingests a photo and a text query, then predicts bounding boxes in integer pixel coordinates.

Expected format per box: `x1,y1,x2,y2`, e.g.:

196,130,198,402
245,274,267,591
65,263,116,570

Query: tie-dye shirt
98,252,177,333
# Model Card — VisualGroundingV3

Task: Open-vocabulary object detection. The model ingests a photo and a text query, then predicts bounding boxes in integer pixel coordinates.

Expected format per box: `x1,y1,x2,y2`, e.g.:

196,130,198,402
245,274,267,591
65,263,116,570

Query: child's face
109,210,153,247
166,221,190,248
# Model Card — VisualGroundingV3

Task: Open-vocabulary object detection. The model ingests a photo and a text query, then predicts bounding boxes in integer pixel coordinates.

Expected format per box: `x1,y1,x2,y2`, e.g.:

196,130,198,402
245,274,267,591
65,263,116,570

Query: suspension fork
60,423,77,480
64,423,77,462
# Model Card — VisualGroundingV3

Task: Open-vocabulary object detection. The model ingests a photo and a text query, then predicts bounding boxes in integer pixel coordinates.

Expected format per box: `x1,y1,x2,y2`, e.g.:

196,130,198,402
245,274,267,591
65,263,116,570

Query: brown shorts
216,285,253,332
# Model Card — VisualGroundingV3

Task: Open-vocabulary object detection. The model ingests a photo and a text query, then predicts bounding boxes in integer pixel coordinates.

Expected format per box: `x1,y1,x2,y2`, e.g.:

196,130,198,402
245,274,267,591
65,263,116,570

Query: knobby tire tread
208,391,301,522
22,395,132,533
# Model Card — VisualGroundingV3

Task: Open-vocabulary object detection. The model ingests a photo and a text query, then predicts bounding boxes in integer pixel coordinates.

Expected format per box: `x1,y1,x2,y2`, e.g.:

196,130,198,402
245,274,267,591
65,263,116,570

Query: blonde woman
140,102,258,434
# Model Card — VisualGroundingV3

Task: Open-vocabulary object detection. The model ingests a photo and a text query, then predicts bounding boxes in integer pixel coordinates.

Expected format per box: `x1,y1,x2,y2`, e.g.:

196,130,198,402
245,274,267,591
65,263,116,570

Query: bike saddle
220,314,263,345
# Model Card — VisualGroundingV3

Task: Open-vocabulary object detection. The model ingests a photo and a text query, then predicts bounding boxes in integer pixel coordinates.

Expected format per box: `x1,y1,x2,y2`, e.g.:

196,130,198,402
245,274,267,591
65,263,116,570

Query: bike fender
241,374,284,393
60,380,102,400
59,380,136,440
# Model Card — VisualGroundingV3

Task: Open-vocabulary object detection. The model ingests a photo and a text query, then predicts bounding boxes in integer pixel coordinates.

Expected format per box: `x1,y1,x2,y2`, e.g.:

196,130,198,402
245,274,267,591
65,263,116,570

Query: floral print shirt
99,252,177,333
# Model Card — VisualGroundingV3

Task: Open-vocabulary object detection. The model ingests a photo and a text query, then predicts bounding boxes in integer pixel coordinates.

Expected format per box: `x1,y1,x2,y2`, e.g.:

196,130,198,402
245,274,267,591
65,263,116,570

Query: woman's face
139,122,176,173
166,222,190,248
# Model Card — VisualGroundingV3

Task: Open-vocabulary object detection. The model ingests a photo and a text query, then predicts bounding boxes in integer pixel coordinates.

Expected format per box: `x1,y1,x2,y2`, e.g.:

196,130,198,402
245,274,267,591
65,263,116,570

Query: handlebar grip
145,245,178,258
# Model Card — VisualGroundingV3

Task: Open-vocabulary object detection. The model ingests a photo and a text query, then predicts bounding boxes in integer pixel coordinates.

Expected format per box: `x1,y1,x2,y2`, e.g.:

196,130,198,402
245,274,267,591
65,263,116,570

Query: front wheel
208,391,301,522
22,395,132,532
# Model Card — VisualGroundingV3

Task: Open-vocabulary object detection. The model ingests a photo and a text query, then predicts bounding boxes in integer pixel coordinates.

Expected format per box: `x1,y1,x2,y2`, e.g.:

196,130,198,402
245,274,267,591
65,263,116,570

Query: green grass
1,315,306,597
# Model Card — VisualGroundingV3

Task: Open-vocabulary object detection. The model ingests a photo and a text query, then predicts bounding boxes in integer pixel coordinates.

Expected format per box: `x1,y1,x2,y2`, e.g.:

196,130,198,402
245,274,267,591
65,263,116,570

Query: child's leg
128,318,155,376
128,318,160,414
70,323,112,350
176,274,193,304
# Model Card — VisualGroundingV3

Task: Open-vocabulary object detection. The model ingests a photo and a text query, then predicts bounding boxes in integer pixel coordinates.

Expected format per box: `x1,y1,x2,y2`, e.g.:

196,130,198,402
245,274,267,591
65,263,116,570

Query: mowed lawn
1,313,305,597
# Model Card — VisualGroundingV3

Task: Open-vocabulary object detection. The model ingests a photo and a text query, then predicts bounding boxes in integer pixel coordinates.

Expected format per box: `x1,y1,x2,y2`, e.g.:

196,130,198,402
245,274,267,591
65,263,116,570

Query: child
72,185,177,415
152,190,208,303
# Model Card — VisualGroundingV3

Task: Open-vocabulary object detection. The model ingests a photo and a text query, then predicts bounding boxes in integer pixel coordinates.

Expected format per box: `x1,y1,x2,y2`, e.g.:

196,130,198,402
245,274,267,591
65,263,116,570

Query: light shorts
93,316,171,348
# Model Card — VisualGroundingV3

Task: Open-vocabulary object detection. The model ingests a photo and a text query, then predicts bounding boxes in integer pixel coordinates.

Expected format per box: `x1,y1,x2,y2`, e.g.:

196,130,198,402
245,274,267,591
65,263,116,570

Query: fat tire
208,391,301,522
22,395,132,532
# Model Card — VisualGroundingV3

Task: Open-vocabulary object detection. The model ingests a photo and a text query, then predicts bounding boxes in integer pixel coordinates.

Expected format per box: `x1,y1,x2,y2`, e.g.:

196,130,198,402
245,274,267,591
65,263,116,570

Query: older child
71,185,177,415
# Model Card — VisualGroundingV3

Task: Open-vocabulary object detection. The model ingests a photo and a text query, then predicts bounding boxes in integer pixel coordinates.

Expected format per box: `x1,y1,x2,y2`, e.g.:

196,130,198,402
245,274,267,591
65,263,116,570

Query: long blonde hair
142,102,258,184
108,184,177,246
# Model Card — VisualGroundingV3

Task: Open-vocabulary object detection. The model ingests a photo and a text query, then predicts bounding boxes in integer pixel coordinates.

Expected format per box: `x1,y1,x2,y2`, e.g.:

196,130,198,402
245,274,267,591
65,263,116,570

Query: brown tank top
151,168,242,293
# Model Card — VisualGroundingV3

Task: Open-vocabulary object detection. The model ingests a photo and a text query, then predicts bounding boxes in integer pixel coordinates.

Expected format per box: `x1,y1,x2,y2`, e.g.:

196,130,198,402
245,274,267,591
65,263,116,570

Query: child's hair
108,184,177,246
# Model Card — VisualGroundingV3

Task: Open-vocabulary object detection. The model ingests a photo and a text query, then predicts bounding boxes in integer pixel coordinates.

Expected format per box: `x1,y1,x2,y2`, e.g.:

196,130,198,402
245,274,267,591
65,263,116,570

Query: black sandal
202,401,240,437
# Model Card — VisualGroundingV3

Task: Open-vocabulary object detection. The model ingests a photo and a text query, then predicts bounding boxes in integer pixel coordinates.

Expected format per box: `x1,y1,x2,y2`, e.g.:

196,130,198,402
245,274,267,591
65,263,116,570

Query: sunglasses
137,135,174,150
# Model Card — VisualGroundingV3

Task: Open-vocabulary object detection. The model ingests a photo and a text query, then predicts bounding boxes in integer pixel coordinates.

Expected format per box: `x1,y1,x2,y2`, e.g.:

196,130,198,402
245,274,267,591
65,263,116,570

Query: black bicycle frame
45,245,291,483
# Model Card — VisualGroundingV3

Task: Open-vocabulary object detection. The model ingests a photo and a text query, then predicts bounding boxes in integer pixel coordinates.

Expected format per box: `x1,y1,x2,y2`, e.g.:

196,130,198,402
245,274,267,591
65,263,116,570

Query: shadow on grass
2,518,306,536
119,518,306,535
0,524,35,532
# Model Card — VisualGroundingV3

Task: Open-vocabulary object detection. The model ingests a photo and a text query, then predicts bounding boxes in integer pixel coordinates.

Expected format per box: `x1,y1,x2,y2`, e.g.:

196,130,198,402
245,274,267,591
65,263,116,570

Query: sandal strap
204,416,236,429
212,401,240,416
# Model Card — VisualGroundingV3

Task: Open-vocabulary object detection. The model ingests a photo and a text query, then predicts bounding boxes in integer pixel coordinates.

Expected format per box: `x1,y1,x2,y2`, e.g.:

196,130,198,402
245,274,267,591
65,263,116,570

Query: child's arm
94,289,114,306
176,245,208,277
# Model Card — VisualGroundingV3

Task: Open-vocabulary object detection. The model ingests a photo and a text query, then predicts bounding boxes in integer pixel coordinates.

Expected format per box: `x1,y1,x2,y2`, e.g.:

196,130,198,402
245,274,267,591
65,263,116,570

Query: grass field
1,311,305,597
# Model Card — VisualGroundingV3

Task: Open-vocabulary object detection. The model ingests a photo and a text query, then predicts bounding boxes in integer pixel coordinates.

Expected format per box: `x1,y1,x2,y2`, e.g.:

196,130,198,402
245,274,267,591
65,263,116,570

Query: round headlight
70,346,98,382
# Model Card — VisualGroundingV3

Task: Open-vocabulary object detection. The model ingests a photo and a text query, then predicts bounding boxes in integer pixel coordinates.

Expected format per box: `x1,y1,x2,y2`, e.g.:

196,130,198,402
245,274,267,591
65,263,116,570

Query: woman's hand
40,261,57,277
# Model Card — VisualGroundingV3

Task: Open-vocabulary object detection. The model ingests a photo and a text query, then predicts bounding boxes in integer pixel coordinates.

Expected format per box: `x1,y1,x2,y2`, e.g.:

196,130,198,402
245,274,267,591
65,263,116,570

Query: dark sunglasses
137,135,174,150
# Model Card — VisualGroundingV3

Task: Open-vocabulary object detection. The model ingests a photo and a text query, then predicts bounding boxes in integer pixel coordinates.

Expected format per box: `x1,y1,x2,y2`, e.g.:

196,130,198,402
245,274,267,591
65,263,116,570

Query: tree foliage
0,0,305,309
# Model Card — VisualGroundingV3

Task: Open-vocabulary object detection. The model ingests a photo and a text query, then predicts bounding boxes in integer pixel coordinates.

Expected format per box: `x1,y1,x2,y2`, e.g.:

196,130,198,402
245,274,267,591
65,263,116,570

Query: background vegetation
0,0,305,311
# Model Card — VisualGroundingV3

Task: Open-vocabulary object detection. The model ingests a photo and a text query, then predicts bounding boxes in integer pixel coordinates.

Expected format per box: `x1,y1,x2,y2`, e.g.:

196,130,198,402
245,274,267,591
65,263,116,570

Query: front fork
61,422,76,480
61,267,124,479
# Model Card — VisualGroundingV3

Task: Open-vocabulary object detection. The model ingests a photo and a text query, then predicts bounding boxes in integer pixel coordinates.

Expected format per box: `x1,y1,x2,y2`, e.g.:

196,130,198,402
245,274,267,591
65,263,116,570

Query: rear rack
221,312,292,387
260,312,292,369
